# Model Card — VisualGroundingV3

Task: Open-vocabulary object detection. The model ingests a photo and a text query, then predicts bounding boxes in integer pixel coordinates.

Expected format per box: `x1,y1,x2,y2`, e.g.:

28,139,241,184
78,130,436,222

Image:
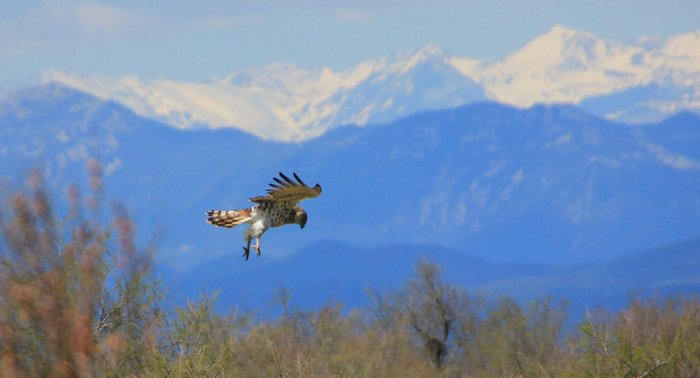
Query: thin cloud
0,1,163,59
1,1,270,60
190,15,266,31
72,3,146,37
335,8,373,24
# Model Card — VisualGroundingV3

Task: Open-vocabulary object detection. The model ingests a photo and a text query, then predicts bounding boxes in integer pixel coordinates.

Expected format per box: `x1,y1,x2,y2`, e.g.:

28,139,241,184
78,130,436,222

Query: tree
385,260,476,371
577,295,700,377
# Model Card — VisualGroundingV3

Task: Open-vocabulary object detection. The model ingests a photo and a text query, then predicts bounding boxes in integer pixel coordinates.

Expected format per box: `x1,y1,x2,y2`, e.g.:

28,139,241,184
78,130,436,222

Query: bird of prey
206,172,322,260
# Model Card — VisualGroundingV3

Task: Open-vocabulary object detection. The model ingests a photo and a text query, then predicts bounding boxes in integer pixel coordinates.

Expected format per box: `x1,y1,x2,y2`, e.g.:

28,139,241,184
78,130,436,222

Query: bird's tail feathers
206,209,252,228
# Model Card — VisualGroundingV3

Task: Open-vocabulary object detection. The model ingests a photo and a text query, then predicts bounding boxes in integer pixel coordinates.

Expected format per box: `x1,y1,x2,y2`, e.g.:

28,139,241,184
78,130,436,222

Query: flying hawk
206,172,322,260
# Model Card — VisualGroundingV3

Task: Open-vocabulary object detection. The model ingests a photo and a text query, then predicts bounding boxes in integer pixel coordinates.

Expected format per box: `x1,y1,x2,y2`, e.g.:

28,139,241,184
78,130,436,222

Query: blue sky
2,0,699,88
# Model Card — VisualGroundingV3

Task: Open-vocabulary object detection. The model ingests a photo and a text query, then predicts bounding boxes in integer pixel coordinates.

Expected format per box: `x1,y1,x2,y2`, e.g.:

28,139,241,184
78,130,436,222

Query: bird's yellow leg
254,237,261,256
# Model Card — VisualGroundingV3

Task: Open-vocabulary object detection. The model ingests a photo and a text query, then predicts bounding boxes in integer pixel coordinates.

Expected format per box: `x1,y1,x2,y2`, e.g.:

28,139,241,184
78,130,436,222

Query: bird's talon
242,247,250,261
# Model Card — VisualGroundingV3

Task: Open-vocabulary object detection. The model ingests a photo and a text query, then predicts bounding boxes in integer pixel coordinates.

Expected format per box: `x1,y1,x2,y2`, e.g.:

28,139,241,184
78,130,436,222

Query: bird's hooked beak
299,212,308,229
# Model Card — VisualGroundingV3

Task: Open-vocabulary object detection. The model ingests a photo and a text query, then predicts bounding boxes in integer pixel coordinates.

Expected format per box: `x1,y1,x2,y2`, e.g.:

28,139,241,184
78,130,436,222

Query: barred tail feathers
206,209,253,228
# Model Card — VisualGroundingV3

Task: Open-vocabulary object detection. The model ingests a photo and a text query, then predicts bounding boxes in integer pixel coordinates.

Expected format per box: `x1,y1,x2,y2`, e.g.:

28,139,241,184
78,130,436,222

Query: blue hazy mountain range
2,83,700,267
162,238,700,316
2,83,699,314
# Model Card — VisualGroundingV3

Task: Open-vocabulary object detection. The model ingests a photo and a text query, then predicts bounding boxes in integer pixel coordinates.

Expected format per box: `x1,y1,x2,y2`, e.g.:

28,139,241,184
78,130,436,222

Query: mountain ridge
161,237,700,317
40,24,700,141
2,83,699,268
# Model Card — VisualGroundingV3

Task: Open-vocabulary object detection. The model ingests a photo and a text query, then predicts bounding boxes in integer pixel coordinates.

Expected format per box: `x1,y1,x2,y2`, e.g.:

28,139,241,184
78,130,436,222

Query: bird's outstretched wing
250,172,322,206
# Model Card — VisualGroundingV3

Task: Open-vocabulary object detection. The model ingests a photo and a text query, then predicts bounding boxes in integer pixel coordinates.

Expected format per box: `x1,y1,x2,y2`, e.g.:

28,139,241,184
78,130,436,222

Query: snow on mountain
473,25,654,105
44,25,700,141
319,45,484,127
45,45,483,141
662,30,700,57
44,69,334,141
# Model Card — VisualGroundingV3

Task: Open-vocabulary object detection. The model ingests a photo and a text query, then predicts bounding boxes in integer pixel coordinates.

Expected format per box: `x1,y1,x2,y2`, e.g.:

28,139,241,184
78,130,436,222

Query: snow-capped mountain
467,25,700,120
45,45,484,141
43,25,700,141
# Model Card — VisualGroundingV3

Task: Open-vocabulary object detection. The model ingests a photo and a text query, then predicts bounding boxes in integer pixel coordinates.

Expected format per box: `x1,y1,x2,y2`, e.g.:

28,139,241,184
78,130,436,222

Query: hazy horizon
2,0,700,87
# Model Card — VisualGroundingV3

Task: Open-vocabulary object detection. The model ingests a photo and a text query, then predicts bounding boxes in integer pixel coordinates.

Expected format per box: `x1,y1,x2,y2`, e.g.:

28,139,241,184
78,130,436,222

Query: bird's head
294,207,308,229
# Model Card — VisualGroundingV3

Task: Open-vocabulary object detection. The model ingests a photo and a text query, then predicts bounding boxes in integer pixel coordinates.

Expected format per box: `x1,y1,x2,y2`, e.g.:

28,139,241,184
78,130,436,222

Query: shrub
0,165,160,377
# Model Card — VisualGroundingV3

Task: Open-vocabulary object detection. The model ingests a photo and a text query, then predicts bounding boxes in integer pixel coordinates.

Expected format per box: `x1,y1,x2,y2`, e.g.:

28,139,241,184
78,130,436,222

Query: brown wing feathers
252,172,322,204
269,172,305,189
206,209,252,228
271,172,321,200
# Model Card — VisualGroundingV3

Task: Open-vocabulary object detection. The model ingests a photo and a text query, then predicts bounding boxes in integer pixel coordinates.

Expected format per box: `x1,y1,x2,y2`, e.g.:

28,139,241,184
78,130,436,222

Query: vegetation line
1,167,699,376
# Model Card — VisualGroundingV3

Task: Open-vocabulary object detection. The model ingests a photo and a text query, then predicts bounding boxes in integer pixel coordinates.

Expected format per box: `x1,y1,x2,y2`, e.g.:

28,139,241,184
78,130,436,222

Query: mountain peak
409,44,448,59
546,24,584,37
663,30,700,57
519,24,605,59
389,44,447,59
374,44,451,74
33,25,700,140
